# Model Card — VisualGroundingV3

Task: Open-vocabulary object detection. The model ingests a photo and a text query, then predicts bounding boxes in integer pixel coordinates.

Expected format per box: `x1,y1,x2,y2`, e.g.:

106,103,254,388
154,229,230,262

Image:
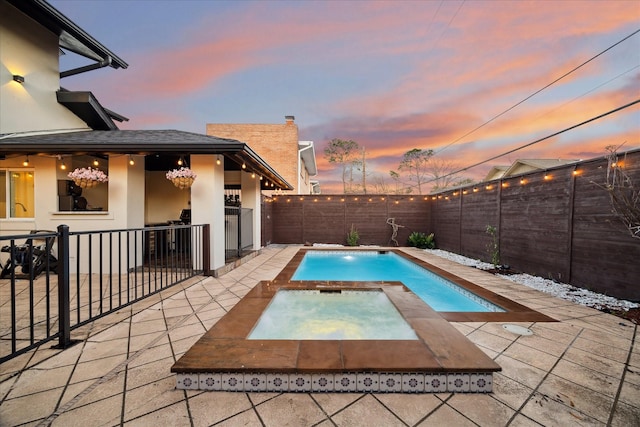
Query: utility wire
425,98,640,185
433,27,640,157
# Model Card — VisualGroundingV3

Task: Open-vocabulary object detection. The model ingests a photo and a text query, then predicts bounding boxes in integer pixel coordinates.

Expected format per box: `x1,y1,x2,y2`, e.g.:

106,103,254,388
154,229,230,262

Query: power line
433,27,640,157
425,98,640,185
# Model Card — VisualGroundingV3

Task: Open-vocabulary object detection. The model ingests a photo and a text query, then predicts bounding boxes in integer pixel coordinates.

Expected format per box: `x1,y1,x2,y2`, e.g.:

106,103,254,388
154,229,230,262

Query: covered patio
0,129,293,274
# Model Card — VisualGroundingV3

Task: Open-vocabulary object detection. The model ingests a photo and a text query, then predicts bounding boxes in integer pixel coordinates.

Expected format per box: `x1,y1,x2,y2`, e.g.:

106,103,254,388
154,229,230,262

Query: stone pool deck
1,245,638,426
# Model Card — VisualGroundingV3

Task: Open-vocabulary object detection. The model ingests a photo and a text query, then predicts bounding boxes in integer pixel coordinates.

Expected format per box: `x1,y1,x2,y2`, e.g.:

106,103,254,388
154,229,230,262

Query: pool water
248,289,419,340
292,251,504,312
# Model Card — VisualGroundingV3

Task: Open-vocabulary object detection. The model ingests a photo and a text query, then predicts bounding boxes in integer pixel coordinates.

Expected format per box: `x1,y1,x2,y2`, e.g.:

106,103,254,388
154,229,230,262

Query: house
483,159,581,181
0,0,292,274
206,116,320,195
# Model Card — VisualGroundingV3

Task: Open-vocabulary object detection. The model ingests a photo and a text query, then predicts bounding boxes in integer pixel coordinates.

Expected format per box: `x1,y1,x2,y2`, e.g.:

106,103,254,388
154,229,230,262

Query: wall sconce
13,75,25,84
23,155,29,166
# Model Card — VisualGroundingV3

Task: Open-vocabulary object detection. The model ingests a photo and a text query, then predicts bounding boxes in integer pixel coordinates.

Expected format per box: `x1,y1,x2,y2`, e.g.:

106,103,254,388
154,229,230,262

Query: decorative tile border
176,372,494,393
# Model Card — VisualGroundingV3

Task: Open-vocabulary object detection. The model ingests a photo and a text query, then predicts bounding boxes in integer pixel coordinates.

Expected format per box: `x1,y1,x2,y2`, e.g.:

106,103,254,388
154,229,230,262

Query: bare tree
596,145,640,239
324,138,359,193
426,158,474,192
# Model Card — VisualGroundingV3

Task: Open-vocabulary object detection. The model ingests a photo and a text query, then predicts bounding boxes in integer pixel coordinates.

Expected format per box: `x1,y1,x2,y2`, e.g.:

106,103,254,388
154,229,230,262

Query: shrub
407,232,435,249
346,224,359,246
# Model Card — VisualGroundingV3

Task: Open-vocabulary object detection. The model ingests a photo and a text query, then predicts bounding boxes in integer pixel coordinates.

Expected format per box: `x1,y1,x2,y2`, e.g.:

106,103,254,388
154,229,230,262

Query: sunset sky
51,0,640,193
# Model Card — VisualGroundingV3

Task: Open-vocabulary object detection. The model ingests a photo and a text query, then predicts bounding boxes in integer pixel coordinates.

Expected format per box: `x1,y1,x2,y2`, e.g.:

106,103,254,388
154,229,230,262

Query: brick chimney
285,115,295,124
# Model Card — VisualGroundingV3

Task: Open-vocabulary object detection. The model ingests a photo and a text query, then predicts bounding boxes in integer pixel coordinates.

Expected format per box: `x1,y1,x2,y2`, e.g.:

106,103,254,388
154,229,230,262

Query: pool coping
172,279,501,392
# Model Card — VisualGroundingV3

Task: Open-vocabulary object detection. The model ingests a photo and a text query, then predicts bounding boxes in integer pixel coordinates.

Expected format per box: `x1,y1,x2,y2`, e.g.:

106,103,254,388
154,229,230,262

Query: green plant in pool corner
407,231,436,249
346,224,359,246
486,225,500,268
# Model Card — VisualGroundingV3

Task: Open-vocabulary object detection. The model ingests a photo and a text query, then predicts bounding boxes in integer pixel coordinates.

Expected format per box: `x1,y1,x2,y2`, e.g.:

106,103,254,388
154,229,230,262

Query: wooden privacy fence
263,149,639,301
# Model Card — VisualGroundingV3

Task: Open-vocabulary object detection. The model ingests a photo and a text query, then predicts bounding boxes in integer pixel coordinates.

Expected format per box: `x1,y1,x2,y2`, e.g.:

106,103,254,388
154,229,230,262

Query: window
0,169,35,218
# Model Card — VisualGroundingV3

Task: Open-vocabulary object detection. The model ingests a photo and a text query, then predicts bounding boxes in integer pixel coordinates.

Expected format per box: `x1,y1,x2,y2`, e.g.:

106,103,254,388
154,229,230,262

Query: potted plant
166,167,197,189
68,167,108,188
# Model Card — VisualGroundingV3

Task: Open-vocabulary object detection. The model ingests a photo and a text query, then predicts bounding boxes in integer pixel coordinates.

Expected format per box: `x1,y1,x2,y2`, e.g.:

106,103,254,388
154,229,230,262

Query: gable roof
7,0,128,69
502,159,580,177
0,130,293,190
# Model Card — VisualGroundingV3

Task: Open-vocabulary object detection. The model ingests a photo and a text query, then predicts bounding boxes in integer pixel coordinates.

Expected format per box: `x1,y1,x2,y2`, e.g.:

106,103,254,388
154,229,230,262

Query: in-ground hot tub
248,289,419,340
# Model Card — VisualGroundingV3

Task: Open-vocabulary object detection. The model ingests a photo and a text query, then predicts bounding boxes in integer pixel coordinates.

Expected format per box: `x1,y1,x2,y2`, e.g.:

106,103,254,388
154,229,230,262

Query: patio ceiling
0,129,293,190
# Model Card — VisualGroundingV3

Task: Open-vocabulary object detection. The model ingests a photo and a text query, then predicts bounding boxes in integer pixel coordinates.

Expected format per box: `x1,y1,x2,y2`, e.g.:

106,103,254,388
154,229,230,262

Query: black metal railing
0,223,208,363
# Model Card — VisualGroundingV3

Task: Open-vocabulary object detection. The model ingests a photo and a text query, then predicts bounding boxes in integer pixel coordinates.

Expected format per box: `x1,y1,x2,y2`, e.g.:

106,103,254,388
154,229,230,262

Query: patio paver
1,245,638,426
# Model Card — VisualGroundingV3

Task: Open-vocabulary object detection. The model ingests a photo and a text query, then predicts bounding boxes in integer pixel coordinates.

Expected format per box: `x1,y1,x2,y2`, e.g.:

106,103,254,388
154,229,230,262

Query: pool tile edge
176,371,494,393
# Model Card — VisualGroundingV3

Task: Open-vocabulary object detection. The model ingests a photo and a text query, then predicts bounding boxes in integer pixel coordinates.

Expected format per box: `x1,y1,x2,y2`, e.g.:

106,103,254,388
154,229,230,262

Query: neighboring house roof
298,141,317,176
7,0,128,70
502,159,580,178
57,89,128,131
483,165,509,181
0,130,293,190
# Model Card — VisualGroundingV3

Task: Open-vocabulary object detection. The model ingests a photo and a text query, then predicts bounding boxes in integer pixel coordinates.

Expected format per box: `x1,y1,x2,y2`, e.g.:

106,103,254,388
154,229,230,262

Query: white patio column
191,155,225,272
241,170,262,250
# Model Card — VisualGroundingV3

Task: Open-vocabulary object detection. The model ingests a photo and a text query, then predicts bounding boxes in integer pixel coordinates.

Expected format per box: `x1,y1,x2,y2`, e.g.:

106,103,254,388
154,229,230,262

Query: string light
129,155,135,166
23,156,29,166
242,163,246,169
93,158,99,166
251,172,255,178
177,157,183,166
216,155,221,165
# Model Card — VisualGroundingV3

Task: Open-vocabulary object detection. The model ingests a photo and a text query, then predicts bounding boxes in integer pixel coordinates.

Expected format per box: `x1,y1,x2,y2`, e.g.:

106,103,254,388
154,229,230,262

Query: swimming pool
291,250,504,312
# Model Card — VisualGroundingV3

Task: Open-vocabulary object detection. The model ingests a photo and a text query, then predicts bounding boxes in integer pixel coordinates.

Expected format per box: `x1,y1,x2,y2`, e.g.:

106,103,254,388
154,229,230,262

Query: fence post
55,224,72,349
236,209,242,258
202,224,211,275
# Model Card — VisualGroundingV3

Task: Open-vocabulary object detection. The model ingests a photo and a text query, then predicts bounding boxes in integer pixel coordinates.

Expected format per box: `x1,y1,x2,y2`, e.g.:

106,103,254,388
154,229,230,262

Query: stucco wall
0,1,89,134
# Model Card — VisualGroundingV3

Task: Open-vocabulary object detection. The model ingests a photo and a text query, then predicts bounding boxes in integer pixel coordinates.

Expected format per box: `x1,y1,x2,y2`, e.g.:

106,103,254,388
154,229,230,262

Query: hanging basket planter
166,167,197,190
171,177,194,189
68,167,108,189
74,178,100,189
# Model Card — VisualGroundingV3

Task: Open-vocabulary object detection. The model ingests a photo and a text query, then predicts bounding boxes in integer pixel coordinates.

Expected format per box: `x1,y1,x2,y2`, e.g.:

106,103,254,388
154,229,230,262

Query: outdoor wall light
129,155,135,166
251,172,255,178
216,155,221,165
242,163,246,169
13,75,25,84
177,157,183,166
93,158,99,166
520,178,526,185
23,156,29,166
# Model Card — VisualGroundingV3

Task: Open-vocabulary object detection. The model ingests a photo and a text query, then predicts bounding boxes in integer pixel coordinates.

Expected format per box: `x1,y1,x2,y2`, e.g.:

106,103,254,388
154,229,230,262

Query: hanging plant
68,167,108,188
166,167,197,189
